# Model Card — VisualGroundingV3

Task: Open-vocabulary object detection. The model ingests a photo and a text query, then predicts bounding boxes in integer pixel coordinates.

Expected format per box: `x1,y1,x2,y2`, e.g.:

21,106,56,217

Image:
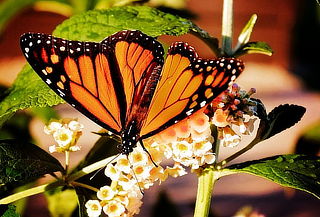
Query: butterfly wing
140,42,245,138
20,30,164,135
20,33,123,133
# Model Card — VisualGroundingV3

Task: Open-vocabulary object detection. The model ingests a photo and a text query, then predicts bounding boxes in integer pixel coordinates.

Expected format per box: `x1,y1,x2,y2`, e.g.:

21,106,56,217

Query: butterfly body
20,30,244,156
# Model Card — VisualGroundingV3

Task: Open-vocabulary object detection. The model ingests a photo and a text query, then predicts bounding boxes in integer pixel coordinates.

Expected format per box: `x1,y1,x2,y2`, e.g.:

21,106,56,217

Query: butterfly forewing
140,42,244,138
20,30,164,136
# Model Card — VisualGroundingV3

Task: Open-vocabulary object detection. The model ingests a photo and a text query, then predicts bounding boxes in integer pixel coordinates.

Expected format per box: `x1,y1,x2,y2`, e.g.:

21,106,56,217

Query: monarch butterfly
20,30,244,156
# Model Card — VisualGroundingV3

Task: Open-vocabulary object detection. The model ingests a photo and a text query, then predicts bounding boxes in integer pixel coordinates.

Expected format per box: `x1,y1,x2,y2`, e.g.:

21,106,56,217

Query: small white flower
97,186,117,201
116,155,131,174
85,200,102,217
172,141,193,158
193,141,212,156
165,163,187,178
127,196,143,215
222,127,241,148
118,175,136,191
128,146,148,166
53,127,74,147
105,164,121,181
103,200,126,217
68,120,84,131
44,121,62,135
201,153,216,165
69,145,81,152
132,164,152,181
48,145,57,153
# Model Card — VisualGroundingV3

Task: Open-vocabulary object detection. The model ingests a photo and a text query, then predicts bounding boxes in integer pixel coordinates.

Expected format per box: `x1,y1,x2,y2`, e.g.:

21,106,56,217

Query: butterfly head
118,121,139,155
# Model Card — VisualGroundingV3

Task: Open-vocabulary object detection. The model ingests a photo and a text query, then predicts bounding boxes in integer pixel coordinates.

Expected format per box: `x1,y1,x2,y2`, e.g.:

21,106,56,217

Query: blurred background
0,0,319,216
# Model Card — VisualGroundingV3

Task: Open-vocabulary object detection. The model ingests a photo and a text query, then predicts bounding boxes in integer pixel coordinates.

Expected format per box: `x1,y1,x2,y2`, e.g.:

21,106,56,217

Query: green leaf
259,104,306,141
53,6,194,40
45,188,78,217
0,6,199,127
236,14,257,47
74,187,92,217
1,205,19,217
235,41,273,57
0,65,64,127
224,154,320,199
0,139,64,193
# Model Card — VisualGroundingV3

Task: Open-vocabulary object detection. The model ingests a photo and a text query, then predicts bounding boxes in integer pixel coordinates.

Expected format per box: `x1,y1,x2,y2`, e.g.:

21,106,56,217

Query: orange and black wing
20,30,164,135
140,42,244,138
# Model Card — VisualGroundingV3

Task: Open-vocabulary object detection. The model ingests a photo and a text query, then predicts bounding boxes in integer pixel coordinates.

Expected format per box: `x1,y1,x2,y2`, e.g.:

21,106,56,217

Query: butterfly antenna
127,156,144,195
139,139,158,167
89,153,121,180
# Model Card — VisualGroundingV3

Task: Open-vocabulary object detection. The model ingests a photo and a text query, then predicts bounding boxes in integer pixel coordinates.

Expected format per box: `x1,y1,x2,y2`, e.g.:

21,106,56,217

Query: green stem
221,0,234,56
0,181,64,204
217,137,260,167
194,168,217,217
65,151,70,173
71,181,99,192
67,155,115,182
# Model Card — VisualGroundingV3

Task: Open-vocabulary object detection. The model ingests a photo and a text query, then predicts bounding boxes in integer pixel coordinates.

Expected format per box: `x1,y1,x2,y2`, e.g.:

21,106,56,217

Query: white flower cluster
44,118,83,153
85,111,216,217
211,83,257,148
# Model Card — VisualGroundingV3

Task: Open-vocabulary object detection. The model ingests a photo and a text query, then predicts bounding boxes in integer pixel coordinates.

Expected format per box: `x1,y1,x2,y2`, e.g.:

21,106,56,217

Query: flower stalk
221,0,234,55
194,167,217,217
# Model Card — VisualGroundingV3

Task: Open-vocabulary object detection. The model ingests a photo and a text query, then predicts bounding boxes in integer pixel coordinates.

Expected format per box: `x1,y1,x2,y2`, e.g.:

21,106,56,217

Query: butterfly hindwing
140,42,244,138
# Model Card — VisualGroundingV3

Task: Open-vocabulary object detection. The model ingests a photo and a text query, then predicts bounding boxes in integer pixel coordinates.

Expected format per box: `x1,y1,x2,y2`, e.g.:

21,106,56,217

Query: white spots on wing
24,47,29,53
219,63,224,67
60,46,66,51
227,64,231,70
232,69,236,74
86,48,90,52
70,49,74,54
200,100,206,107
29,42,33,47
186,109,194,116
42,69,47,75
231,75,236,81
76,47,81,51
46,40,51,44
25,53,29,58
57,89,65,97
71,104,75,107
37,39,41,44
45,79,52,84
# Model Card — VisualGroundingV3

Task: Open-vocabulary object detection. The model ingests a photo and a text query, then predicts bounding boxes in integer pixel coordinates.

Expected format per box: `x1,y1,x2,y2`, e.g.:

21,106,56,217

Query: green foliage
232,14,273,57
53,6,194,40
0,140,64,194
0,65,64,127
1,205,19,217
257,104,306,141
45,188,78,217
234,41,273,57
225,154,320,199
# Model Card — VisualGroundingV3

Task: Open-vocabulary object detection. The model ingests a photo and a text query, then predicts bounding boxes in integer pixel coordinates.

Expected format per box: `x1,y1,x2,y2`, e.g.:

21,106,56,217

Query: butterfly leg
139,139,158,167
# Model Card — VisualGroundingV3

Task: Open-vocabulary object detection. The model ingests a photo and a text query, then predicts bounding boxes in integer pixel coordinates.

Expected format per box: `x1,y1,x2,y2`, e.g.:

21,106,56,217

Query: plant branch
67,155,116,182
71,181,99,192
217,137,260,167
193,168,217,217
221,0,234,55
0,181,64,204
